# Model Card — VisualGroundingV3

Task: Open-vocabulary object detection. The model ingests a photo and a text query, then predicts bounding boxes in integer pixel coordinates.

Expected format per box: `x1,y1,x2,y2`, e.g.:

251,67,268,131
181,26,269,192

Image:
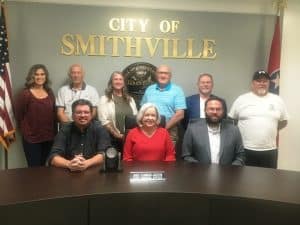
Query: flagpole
0,145,8,169
4,147,8,169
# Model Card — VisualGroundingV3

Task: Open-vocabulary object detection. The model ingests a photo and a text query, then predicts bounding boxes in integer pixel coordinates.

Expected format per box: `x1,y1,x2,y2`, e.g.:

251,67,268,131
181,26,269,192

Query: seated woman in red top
123,103,176,162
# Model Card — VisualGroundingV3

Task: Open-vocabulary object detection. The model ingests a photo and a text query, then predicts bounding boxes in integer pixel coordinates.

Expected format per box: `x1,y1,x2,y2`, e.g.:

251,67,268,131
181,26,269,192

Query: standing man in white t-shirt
228,70,288,168
56,64,99,124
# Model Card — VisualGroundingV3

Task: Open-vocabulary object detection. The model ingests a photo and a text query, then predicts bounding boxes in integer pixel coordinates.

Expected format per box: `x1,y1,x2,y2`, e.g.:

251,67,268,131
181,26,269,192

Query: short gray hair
136,103,161,127
68,63,84,77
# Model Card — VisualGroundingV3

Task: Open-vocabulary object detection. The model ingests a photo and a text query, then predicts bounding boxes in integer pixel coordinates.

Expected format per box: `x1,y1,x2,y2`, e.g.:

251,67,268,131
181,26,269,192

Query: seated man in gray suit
182,96,245,166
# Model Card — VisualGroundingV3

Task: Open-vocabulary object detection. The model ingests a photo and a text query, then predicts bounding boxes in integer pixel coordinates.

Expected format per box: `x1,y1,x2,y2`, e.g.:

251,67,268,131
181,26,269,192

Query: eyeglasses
157,71,171,75
206,107,223,113
74,111,91,116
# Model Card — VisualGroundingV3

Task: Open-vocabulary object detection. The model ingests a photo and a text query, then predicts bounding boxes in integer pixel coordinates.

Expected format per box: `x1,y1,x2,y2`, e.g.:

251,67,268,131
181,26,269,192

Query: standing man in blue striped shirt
141,65,186,146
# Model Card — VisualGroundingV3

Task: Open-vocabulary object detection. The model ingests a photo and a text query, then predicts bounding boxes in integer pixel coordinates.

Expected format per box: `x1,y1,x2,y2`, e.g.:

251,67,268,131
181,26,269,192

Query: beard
252,86,268,96
256,88,268,96
205,114,223,126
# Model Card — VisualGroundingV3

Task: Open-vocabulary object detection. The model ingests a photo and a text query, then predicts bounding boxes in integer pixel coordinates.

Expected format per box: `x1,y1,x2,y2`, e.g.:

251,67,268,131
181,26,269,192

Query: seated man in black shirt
48,99,111,171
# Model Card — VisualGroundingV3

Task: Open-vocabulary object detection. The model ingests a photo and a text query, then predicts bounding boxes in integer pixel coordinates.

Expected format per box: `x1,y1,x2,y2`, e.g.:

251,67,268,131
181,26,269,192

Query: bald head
68,64,85,88
156,65,172,87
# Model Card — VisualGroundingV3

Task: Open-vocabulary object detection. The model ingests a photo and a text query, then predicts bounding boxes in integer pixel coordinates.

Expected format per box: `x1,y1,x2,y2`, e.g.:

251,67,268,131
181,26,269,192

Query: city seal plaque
123,62,156,107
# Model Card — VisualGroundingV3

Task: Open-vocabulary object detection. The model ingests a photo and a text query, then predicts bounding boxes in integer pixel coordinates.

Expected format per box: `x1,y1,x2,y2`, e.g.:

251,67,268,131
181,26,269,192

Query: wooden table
0,162,299,225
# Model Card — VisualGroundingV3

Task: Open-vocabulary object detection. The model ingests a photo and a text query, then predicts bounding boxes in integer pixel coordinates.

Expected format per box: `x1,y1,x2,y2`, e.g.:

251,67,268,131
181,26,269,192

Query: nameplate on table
130,171,166,182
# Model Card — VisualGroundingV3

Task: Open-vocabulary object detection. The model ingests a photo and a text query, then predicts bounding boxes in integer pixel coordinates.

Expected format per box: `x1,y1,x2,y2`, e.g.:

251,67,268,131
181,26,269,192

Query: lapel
219,121,226,161
190,94,200,118
199,121,211,162
195,94,200,118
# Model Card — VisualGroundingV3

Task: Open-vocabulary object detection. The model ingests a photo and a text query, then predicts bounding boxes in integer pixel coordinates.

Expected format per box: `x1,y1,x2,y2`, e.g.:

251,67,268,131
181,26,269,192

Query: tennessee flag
268,16,281,95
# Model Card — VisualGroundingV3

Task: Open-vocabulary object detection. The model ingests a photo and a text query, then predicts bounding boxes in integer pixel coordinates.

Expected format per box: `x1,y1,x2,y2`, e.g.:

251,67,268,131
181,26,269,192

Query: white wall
278,0,300,171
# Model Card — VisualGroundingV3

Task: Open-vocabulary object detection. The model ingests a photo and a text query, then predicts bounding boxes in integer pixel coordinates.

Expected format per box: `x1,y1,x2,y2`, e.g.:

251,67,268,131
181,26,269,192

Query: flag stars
0,17,9,66
271,74,280,90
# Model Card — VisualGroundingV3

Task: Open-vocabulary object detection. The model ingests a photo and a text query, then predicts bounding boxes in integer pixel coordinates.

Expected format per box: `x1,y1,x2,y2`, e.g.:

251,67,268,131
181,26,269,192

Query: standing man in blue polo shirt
141,65,186,145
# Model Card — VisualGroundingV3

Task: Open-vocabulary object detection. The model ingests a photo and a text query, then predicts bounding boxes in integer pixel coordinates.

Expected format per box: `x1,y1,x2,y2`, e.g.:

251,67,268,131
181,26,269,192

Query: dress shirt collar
69,82,86,90
155,82,171,91
207,123,221,135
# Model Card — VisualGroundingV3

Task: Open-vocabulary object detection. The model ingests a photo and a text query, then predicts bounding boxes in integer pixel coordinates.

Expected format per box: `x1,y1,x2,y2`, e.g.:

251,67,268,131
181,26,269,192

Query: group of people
15,63,288,172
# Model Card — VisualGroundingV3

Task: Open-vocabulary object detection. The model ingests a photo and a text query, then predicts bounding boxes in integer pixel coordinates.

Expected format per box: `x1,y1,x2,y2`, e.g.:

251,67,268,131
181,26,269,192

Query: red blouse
123,127,176,162
15,89,56,143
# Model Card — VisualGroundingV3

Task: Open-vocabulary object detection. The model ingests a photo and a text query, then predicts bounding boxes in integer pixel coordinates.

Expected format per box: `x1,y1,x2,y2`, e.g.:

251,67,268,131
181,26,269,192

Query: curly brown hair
24,64,51,91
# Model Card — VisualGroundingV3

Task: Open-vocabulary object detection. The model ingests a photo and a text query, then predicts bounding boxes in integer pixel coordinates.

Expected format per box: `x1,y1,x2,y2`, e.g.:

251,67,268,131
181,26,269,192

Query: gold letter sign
61,17,217,60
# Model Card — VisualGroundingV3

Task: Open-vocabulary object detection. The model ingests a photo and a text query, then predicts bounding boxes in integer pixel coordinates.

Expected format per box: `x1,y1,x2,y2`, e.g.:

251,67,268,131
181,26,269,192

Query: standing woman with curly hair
15,64,56,167
98,71,137,152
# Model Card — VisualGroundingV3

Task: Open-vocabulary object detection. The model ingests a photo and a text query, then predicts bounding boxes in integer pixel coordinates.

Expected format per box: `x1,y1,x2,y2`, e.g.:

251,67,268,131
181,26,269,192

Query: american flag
0,5,15,150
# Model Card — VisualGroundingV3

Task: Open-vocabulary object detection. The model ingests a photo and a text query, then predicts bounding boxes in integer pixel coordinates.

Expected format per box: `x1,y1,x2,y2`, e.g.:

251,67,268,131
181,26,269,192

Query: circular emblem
123,62,156,107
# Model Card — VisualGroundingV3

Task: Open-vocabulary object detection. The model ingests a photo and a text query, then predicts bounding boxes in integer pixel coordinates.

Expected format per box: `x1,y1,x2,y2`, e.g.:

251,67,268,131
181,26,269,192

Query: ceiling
11,0,277,15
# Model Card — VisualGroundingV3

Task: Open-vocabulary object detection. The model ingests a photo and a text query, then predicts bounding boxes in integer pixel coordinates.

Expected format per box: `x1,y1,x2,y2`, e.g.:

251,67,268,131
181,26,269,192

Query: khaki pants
168,125,178,146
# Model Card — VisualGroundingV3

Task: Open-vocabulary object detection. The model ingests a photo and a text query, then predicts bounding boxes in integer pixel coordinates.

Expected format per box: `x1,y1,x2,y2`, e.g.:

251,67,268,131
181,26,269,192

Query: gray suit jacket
182,119,245,166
